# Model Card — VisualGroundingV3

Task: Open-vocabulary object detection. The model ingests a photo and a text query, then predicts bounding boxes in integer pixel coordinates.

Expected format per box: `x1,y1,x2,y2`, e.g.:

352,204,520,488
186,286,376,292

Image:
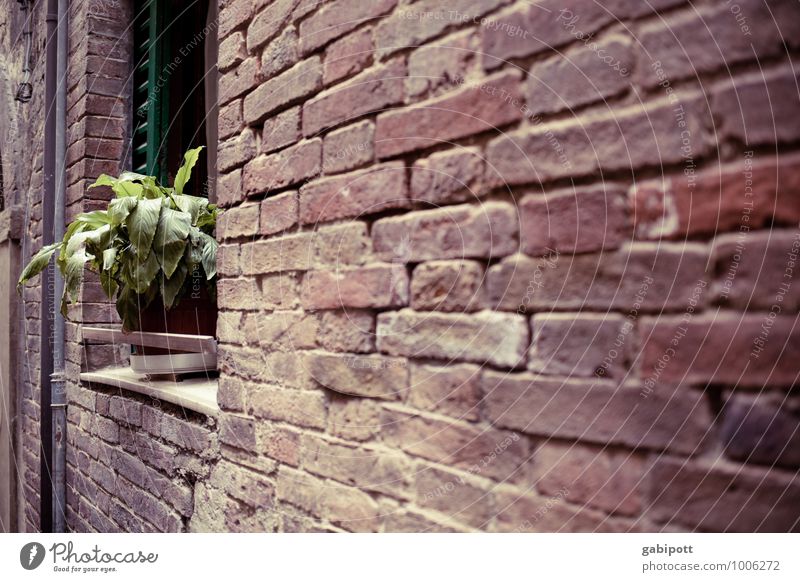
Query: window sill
80,367,219,418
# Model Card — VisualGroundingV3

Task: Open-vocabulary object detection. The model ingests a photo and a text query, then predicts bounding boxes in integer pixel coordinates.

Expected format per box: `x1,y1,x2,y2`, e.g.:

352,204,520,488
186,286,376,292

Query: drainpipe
51,0,69,534
39,0,59,534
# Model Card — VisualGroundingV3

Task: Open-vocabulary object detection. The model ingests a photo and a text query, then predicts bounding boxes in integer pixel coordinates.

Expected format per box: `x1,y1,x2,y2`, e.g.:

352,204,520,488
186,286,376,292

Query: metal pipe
51,0,69,534
39,0,59,533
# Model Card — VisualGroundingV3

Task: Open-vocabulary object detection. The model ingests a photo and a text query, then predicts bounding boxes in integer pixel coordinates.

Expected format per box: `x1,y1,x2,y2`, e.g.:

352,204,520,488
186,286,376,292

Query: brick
218,128,257,172
322,121,374,174
406,30,477,100
218,278,260,310
307,351,407,400
260,272,300,309
299,162,407,225
260,191,298,236
529,313,630,379
408,363,481,421
248,310,317,350
323,26,373,85
108,397,142,426
486,93,713,186
482,0,681,68
217,170,243,208
257,424,301,466
93,416,119,444
218,375,248,412
298,0,395,55
376,70,522,159
247,0,297,52
214,460,274,509
372,202,518,262
219,414,257,452
243,139,321,196
712,68,800,147
243,57,322,124
303,57,405,137
218,202,260,239
219,0,254,39
277,466,380,532
630,153,800,240
217,311,246,344
415,464,492,528
648,458,800,532
528,35,632,116
299,434,412,498
410,260,484,312
160,415,217,455
218,100,243,140
410,147,485,205
376,0,505,58
711,230,800,311
302,264,409,310
383,405,529,482
261,107,301,154
384,510,464,533
248,386,327,429
219,31,247,72
720,395,800,469
636,0,783,88
317,310,375,353
377,309,528,369
313,222,374,267
493,486,634,532
482,371,709,454
640,314,800,389
533,442,644,517
327,395,381,442
241,233,314,274
520,186,629,255
488,243,708,314
219,57,259,105
261,26,300,79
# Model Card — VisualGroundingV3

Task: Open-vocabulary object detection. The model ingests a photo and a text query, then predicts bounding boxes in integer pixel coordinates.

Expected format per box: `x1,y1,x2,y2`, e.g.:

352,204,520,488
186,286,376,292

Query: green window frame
133,0,170,182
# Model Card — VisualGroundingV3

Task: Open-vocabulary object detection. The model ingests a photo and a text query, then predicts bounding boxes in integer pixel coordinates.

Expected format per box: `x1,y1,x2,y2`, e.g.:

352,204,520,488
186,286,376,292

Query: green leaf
171,194,207,225
173,146,204,195
126,197,162,259
108,197,138,225
153,206,191,277
17,242,61,290
116,284,141,331
199,232,218,280
99,269,118,299
129,250,161,294
76,210,112,227
89,174,143,198
102,248,117,271
61,225,111,312
160,262,188,309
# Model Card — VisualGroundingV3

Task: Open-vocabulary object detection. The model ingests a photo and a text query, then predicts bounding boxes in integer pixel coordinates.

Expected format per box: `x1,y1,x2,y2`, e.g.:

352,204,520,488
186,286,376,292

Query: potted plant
18,147,220,373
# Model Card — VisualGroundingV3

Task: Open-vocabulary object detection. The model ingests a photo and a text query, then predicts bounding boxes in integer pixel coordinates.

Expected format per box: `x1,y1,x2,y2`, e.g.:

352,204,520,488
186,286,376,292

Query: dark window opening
132,0,217,200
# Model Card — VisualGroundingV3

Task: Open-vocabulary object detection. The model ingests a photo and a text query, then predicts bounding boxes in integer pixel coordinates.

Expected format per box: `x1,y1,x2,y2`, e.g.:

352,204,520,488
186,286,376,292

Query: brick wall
213,0,800,532
10,0,800,533
1,0,49,532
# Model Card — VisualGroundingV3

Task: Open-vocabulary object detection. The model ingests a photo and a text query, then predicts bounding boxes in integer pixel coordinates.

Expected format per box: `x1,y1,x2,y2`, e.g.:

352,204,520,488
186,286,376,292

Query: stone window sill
80,368,219,418
79,326,219,417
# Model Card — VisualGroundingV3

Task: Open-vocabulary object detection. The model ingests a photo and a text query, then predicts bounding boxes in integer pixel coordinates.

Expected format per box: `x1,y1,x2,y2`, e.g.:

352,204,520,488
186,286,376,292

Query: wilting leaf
126,197,162,259
198,232,218,280
108,196,138,225
17,242,61,290
171,194,206,225
160,262,188,309
153,206,191,277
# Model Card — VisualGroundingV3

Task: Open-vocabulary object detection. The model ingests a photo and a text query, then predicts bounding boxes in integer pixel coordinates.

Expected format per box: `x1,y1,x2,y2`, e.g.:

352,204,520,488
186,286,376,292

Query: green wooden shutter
132,0,170,183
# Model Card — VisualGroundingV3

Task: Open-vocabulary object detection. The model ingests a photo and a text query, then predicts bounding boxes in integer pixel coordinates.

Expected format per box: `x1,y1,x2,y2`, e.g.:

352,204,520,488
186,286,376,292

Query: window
132,0,218,200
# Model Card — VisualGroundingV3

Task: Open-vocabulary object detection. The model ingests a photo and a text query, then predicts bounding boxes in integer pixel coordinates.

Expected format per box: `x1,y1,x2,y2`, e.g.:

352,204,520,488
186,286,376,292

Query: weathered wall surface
1,0,48,532
9,0,800,532
212,0,800,532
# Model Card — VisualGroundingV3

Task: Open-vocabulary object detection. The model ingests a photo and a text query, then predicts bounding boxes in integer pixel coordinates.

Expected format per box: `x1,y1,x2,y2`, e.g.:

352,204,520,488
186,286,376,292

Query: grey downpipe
39,0,58,534
51,0,69,534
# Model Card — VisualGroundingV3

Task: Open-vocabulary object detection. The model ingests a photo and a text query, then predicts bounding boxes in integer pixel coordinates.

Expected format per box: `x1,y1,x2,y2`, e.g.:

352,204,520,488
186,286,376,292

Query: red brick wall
214,0,800,532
